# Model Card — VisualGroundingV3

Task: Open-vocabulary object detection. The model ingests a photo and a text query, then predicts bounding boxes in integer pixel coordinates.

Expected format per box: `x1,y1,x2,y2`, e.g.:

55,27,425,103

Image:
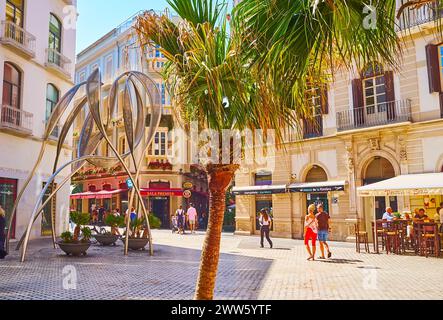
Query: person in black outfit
0,205,7,259
259,209,273,249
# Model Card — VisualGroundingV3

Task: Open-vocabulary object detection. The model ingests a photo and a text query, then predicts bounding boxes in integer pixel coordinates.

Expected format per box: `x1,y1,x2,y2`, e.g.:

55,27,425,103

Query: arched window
46,84,59,121
48,14,62,64
2,62,22,109
362,62,386,114
6,0,24,27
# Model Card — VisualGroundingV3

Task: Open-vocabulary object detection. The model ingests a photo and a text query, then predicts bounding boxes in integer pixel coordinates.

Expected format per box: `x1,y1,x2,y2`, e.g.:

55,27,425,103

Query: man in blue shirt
382,207,394,221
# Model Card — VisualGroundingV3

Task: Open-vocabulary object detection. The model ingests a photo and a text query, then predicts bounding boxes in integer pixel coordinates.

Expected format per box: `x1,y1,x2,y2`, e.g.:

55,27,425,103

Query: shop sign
183,182,193,190
183,190,192,199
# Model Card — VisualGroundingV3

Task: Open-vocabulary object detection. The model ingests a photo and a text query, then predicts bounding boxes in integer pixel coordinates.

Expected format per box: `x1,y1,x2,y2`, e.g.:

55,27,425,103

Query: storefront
232,184,287,232
358,173,443,220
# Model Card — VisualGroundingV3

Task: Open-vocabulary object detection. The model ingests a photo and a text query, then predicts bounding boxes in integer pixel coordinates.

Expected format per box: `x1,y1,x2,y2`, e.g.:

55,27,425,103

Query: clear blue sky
76,0,172,54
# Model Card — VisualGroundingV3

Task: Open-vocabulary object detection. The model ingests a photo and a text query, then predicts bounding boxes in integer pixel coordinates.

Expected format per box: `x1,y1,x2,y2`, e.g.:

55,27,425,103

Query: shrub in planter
94,214,125,246
121,217,152,250
58,212,92,256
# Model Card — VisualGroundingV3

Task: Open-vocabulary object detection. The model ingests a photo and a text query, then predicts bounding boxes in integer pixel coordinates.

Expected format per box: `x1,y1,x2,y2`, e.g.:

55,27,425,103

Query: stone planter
121,237,150,251
57,241,91,256
94,234,119,246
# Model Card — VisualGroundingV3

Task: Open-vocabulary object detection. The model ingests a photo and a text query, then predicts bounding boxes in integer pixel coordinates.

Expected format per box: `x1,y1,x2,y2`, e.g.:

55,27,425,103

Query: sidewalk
0,230,442,300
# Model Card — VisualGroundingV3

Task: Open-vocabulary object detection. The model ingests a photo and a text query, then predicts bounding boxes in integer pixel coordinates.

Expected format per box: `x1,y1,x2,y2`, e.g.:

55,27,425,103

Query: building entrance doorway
0,178,17,239
306,193,329,214
151,197,170,229
363,157,396,233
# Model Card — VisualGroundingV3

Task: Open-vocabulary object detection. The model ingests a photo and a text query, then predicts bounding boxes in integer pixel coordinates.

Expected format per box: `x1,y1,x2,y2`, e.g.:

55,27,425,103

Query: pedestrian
114,208,121,217
259,208,273,248
130,207,137,221
316,203,332,259
304,204,318,261
187,203,198,234
98,206,105,224
176,205,185,234
0,205,7,259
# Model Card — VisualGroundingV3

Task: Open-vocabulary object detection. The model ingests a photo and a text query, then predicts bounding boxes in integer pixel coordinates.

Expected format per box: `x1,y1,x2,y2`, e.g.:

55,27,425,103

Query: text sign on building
290,185,345,193
183,182,193,190
183,190,192,199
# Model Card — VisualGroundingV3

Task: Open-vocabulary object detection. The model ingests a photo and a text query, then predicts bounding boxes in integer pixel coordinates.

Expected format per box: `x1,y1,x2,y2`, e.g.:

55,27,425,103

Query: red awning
140,188,183,197
70,189,128,200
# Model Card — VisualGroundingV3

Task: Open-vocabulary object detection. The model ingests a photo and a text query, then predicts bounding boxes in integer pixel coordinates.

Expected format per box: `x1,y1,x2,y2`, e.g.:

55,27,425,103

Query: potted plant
94,214,125,246
122,215,161,250
57,212,92,256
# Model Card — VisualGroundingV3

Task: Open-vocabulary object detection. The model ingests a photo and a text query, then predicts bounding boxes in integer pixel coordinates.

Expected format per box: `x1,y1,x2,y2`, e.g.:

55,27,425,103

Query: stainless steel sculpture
6,69,162,262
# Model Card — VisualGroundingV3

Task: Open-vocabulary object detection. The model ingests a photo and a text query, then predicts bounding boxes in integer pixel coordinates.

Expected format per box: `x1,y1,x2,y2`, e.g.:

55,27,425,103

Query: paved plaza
0,230,442,300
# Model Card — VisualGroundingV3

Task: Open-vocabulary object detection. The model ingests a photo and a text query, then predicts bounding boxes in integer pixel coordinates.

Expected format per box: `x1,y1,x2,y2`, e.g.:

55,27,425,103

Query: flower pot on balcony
94,234,119,246
57,241,91,256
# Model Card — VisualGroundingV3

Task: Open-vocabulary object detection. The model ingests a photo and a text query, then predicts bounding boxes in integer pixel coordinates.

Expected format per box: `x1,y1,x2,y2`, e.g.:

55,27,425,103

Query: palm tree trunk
194,163,239,300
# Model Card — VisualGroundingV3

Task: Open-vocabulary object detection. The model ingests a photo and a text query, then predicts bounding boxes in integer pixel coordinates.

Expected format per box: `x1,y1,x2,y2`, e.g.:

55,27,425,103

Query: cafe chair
372,220,385,253
419,223,440,258
384,221,401,255
355,224,370,253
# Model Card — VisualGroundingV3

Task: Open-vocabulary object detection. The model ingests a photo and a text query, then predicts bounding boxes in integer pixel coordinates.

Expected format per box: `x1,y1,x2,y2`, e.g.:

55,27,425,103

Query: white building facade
0,0,77,240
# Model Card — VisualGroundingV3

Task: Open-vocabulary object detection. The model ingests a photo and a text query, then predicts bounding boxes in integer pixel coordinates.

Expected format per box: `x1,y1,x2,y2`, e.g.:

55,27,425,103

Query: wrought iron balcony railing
303,115,323,139
0,105,33,135
397,1,443,30
337,99,412,132
0,20,36,57
45,48,72,78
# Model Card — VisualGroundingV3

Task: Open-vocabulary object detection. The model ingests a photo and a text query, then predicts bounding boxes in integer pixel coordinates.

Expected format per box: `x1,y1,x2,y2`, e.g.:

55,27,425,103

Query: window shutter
352,79,364,108
384,71,395,102
352,78,364,126
425,44,441,93
320,84,329,114
384,71,396,120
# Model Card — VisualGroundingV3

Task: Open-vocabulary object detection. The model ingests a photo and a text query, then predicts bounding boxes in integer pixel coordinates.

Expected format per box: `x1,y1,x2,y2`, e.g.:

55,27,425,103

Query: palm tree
136,0,303,300
234,0,403,113
136,0,404,300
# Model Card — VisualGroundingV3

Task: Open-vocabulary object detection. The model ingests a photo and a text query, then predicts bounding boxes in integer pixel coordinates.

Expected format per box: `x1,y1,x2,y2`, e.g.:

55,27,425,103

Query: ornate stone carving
369,137,380,151
345,144,354,173
398,136,408,162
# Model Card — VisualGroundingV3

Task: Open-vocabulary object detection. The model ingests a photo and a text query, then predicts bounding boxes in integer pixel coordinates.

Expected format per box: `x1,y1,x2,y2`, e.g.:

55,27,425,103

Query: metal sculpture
6,68,162,262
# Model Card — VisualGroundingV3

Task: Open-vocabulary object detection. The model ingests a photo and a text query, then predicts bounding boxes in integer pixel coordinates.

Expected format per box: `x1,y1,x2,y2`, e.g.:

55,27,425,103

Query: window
362,62,386,114
2,62,21,109
46,84,59,121
152,131,167,156
255,172,272,186
156,83,166,105
78,71,86,83
306,87,322,117
6,0,24,27
105,55,113,79
48,14,62,65
154,45,164,58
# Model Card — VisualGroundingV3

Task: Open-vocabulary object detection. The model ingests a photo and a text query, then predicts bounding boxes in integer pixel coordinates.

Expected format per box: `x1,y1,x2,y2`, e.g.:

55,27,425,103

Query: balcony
45,48,72,80
0,105,33,136
303,115,323,139
397,1,443,31
337,99,412,132
0,21,36,58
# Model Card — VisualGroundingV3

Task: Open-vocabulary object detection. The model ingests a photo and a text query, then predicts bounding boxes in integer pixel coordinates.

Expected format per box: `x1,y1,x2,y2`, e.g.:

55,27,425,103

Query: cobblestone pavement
0,230,442,300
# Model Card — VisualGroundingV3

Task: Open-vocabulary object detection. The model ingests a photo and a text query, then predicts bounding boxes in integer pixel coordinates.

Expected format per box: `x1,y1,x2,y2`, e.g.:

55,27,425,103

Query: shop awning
232,185,287,195
288,181,346,193
70,189,128,200
140,188,184,197
357,173,443,197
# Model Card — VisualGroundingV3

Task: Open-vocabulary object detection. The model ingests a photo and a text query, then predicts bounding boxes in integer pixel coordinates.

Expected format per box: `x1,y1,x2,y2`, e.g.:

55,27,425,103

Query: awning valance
358,173,443,197
289,181,346,193
70,189,128,200
232,185,287,195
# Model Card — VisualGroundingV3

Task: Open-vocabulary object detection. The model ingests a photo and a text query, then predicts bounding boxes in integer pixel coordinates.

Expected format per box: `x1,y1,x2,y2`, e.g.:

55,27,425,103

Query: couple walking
304,203,332,261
